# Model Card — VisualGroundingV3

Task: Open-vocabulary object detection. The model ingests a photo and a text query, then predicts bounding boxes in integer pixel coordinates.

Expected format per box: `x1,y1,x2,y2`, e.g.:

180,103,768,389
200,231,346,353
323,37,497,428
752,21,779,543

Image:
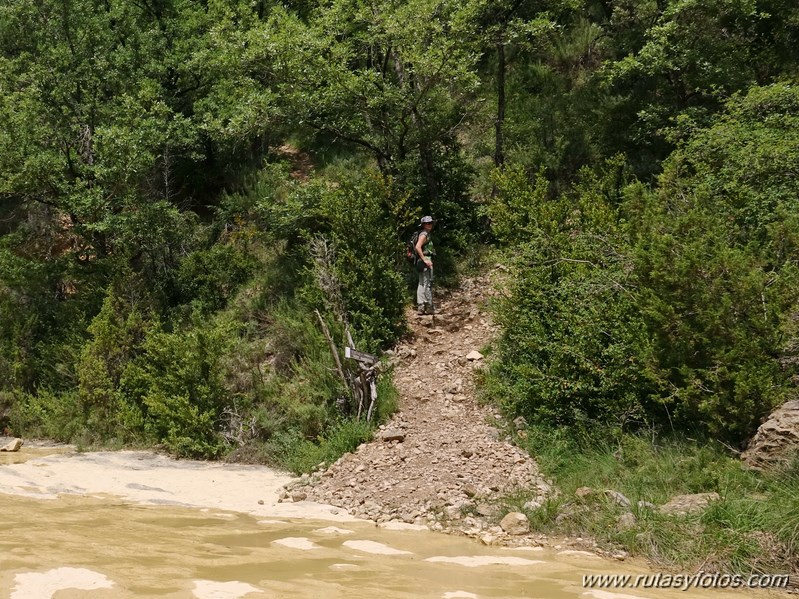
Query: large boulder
499,511,530,535
0,437,23,452
741,400,799,470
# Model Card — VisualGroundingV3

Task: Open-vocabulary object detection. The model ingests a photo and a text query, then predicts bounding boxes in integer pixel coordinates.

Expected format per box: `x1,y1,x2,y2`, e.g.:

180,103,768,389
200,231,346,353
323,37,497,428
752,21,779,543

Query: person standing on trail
415,216,435,315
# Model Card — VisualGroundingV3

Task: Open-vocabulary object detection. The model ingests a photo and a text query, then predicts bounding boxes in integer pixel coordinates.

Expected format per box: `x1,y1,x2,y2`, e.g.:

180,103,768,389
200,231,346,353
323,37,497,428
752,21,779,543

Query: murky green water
0,447,783,599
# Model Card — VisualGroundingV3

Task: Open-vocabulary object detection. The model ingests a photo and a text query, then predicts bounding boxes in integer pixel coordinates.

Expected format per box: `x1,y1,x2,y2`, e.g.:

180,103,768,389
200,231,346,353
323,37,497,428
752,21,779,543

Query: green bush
270,419,375,475
9,389,85,443
630,82,799,439
176,244,257,313
485,84,799,443
257,169,413,350
0,244,97,393
14,288,236,457
486,162,659,434
76,291,154,442
317,174,410,350
126,313,235,458
515,426,799,575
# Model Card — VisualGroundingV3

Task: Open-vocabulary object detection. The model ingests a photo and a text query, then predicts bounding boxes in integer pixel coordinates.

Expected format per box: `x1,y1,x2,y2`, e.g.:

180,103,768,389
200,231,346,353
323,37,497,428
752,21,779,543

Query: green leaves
269,0,480,188
487,85,799,443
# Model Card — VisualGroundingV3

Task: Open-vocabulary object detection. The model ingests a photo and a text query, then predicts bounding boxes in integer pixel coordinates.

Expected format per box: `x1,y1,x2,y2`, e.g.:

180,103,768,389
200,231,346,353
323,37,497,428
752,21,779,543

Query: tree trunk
494,41,506,169
418,127,439,203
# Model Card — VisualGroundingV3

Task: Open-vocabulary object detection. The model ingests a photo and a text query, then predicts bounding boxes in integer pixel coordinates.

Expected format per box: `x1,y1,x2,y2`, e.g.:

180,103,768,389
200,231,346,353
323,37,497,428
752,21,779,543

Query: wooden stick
366,370,378,421
356,371,367,420
315,309,349,391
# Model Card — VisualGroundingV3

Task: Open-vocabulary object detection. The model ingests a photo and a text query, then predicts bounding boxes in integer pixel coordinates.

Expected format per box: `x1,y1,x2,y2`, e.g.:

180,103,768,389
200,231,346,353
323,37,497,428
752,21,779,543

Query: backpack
405,230,422,265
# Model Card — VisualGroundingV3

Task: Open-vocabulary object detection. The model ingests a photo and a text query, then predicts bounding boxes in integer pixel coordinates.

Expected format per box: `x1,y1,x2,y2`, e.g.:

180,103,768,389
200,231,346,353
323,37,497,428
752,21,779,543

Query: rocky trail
292,274,552,545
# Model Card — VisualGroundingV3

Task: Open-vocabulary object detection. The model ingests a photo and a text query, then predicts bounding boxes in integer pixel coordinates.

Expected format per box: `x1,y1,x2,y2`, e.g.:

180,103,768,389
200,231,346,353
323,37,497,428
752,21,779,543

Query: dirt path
299,274,551,543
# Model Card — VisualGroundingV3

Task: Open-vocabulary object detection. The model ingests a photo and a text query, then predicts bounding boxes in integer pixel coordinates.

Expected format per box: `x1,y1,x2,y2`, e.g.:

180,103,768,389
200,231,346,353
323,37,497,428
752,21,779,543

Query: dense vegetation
503,426,799,575
1,0,798,483
487,84,799,444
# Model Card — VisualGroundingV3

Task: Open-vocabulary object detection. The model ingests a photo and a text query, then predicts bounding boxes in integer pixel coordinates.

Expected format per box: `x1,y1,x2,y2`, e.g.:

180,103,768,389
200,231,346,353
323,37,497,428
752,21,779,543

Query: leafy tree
604,0,799,174
267,0,480,205
631,82,799,439
487,84,799,443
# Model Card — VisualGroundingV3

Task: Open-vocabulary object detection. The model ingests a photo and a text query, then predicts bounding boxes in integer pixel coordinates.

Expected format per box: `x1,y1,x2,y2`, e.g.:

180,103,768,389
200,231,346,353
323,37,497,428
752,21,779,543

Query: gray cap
420,215,435,224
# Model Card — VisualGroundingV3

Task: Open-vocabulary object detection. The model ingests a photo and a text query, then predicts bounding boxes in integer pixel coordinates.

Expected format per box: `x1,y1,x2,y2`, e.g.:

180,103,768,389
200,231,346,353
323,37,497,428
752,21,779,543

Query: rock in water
742,400,799,470
499,511,530,535
0,437,22,452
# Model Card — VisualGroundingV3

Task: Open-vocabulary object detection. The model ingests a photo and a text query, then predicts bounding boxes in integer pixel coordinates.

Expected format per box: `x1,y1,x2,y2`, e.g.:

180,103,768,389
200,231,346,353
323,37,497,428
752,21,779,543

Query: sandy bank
0,445,354,522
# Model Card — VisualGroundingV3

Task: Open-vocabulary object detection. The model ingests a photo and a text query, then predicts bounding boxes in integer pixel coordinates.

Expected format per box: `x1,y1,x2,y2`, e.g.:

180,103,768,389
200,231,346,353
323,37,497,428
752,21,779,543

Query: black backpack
405,230,422,265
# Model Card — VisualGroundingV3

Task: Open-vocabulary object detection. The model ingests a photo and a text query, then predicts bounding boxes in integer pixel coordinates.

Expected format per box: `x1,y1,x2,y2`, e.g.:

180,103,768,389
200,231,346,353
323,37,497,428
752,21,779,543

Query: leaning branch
314,309,349,391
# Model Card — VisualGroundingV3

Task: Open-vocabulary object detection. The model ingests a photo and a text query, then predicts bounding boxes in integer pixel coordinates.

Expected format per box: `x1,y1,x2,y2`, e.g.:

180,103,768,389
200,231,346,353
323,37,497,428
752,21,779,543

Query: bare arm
415,232,432,266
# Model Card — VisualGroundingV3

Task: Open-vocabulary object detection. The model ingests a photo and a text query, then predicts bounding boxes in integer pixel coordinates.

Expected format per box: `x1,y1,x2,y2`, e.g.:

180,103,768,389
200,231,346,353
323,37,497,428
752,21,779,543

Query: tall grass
515,426,799,576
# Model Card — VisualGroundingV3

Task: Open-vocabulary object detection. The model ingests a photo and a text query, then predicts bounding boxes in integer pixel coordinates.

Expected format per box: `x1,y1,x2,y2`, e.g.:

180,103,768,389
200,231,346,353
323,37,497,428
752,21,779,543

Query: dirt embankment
293,274,553,546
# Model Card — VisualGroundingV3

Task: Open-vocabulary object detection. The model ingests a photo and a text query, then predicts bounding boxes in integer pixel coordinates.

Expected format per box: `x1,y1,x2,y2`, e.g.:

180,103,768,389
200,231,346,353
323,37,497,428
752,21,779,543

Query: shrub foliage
486,84,799,444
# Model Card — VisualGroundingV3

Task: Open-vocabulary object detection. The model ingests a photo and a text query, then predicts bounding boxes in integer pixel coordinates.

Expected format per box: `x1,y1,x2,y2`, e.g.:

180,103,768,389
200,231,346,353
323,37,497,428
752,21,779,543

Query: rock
465,350,484,361
554,502,582,525
612,550,629,561
499,511,530,535
604,489,632,510
291,491,308,502
523,499,542,511
574,486,594,499
0,437,22,452
742,400,799,470
637,500,656,511
513,416,528,430
463,484,479,498
380,430,406,443
616,512,637,530
476,503,495,517
660,492,720,515
445,506,462,520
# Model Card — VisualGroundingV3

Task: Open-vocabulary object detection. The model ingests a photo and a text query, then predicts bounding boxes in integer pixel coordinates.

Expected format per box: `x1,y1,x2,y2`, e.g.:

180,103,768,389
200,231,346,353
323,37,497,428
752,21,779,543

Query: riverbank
0,443,351,522
513,426,799,585
2,443,792,599
289,273,797,589
5,271,797,591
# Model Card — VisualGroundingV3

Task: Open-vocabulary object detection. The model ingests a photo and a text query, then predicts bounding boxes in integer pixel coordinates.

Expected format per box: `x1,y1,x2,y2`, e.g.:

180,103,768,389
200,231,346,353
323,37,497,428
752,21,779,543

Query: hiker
415,215,435,315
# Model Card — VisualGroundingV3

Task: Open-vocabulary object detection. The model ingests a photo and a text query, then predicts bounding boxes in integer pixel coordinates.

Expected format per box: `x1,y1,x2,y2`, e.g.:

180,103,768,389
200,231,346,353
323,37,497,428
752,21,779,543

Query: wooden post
366,369,378,421
356,370,368,420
